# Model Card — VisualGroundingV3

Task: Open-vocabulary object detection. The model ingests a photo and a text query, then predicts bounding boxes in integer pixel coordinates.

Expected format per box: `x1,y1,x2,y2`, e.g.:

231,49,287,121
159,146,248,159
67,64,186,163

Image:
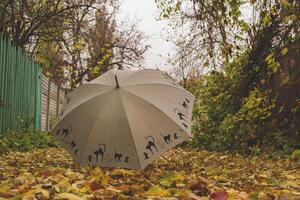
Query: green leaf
281,0,290,9
240,20,250,31
159,171,184,187
291,150,300,160
175,2,181,12
162,13,169,19
262,13,271,26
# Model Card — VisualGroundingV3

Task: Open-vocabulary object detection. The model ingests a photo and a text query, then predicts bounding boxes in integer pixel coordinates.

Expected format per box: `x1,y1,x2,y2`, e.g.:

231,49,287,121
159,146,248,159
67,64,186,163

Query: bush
0,130,58,153
187,47,300,154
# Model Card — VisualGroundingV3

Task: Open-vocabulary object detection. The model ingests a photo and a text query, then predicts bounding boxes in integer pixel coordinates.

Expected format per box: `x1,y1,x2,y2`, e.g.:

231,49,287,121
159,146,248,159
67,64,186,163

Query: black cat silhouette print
52,69,195,169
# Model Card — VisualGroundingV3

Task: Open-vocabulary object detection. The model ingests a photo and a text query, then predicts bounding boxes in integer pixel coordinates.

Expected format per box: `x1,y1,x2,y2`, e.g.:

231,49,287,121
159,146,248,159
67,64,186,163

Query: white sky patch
118,0,175,71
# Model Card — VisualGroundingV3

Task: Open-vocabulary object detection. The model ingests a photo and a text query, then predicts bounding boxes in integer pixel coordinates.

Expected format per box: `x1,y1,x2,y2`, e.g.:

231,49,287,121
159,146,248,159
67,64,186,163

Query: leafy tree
158,0,300,153
156,0,248,70
0,0,149,89
0,0,96,49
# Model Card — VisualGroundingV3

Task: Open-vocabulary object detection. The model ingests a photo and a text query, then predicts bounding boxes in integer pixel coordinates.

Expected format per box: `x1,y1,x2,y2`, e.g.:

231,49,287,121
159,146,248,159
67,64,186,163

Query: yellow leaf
111,169,135,177
90,167,104,177
89,167,109,188
160,171,184,187
262,13,271,26
57,193,81,200
0,181,12,193
280,73,290,86
265,52,274,62
281,48,288,55
144,185,170,197
21,187,50,199
77,181,91,193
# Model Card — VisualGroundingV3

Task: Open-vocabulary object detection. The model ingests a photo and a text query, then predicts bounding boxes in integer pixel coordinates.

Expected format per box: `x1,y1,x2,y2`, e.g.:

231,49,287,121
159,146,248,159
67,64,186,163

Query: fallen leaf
90,181,101,191
21,187,50,199
57,192,82,200
144,185,170,197
160,171,184,187
189,181,209,197
211,190,228,200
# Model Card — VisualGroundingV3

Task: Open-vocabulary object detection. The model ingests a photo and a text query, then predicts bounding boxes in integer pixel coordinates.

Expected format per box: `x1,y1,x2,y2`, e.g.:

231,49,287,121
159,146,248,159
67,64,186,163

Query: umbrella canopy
52,69,195,169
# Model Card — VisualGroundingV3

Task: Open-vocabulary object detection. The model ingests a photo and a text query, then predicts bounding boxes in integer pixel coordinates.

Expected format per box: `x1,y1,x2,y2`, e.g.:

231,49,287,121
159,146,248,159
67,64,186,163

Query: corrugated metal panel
0,33,42,134
50,82,57,96
41,112,47,131
40,74,49,131
40,74,66,132
49,98,56,116
41,75,49,95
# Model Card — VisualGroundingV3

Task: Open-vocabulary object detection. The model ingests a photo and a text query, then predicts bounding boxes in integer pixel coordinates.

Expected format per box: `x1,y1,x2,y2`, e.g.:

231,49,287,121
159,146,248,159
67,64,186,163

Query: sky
119,0,174,71
119,0,253,72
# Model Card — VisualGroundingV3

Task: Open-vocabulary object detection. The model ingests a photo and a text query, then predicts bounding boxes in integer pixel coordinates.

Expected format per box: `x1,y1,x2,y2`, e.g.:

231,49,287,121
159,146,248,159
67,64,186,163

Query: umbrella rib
123,84,195,132
124,84,192,108
119,92,142,169
121,69,152,85
70,84,114,95
121,88,188,134
124,82,191,94
54,86,113,127
85,83,115,87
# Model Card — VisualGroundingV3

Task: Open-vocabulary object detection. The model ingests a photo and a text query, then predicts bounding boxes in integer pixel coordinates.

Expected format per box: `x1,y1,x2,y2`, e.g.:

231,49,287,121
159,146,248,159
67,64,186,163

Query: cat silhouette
173,132,179,140
59,125,72,140
182,101,189,109
70,140,76,149
124,156,130,163
88,155,92,163
143,152,150,160
145,136,158,155
161,133,172,144
94,143,106,162
113,148,123,162
178,112,187,122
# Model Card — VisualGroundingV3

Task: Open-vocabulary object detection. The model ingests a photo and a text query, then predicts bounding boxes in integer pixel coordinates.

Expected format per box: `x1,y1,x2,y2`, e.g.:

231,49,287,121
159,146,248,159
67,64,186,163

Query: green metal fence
0,32,42,134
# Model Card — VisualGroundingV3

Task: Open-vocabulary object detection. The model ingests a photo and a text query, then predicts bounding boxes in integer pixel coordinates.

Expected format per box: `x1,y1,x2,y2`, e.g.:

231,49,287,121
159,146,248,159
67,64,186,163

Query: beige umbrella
52,69,195,169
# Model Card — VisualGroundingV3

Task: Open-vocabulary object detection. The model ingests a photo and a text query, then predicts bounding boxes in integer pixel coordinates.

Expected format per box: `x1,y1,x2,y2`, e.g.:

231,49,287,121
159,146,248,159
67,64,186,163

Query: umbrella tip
115,75,120,88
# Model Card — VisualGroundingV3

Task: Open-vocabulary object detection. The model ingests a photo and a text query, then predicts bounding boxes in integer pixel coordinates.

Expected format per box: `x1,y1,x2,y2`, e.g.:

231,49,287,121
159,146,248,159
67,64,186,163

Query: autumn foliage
0,148,300,199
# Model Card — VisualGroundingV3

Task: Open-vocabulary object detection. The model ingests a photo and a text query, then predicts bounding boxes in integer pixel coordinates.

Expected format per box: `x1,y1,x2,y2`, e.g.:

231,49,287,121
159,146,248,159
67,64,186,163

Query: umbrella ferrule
115,75,120,88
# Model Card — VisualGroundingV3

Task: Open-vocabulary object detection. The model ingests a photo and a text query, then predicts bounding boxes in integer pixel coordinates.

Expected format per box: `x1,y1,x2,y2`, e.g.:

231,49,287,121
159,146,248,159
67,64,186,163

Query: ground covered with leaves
0,148,300,200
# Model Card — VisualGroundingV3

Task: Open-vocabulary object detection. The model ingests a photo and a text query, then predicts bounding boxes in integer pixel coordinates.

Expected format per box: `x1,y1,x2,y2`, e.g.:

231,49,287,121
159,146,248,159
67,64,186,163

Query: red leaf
90,181,101,191
211,190,228,200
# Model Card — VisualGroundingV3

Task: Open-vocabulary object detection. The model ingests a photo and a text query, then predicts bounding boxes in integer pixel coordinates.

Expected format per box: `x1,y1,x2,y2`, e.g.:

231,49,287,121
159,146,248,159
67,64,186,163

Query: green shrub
0,130,58,153
187,50,300,154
